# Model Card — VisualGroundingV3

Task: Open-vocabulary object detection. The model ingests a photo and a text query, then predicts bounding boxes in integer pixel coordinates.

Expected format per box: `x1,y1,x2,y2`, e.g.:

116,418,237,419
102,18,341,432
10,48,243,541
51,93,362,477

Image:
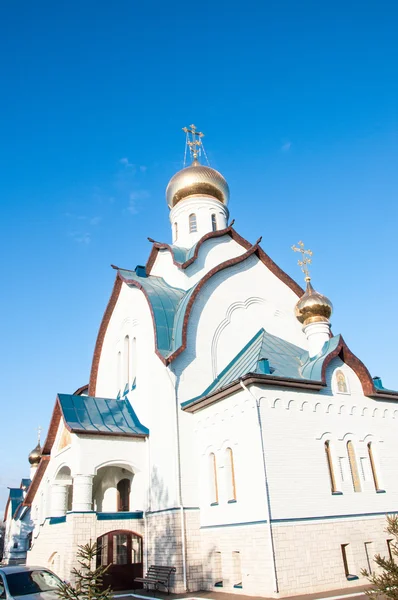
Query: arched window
123,335,130,392
211,213,217,231
347,441,361,492
117,351,121,394
117,479,131,512
367,442,380,491
189,213,197,233
209,453,218,505
324,441,337,493
225,448,237,501
174,222,178,241
336,370,348,393
131,337,137,390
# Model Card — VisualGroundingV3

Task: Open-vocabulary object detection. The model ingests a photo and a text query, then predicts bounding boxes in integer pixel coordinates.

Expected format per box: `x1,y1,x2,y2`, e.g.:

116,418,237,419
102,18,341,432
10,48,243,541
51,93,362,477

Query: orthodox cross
37,425,42,445
182,124,205,164
291,240,313,281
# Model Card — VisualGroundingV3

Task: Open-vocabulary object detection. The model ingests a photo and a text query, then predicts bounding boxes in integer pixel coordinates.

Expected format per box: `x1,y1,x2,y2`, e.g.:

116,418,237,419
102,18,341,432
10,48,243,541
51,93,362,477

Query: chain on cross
291,240,313,281
182,124,205,164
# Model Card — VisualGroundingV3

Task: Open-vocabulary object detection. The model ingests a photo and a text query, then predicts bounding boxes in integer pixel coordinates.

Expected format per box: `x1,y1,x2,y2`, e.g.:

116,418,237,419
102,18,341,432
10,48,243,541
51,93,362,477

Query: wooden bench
134,565,176,594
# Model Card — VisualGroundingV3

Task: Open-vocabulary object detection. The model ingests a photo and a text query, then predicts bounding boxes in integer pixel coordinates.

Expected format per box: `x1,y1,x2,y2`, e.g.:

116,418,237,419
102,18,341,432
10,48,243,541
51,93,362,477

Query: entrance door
97,530,143,591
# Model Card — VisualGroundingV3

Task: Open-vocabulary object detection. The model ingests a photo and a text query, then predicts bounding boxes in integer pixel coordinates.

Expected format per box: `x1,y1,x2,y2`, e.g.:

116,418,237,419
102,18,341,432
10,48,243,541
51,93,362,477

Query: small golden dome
166,160,230,209
28,442,42,465
295,279,333,326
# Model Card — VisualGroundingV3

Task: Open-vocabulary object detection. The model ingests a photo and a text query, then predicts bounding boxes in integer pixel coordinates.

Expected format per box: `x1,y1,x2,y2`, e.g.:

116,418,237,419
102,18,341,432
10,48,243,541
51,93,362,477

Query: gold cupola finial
166,124,229,209
28,426,42,466
292,241,333,326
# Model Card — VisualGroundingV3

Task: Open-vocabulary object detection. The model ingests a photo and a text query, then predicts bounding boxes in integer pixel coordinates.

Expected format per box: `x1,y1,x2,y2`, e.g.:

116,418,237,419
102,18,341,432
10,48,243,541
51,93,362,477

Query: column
72,474,94,512
51,484,68,517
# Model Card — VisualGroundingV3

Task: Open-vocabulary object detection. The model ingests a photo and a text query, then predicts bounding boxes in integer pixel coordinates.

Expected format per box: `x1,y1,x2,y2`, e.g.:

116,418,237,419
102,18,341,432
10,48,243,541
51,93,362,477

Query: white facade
16,157,398,597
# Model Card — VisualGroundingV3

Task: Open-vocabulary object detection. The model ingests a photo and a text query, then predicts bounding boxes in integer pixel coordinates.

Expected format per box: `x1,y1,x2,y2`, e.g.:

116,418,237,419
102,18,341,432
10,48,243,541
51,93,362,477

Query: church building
18,126,398,597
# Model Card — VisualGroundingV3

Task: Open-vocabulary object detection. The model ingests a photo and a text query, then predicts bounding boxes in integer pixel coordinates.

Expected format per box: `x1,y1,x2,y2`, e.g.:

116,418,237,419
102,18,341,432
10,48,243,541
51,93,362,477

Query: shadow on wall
148,466,216,592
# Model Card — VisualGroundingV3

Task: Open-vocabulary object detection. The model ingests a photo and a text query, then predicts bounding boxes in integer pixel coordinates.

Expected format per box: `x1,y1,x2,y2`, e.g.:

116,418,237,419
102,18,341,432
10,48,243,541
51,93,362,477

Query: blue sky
1,0,397,508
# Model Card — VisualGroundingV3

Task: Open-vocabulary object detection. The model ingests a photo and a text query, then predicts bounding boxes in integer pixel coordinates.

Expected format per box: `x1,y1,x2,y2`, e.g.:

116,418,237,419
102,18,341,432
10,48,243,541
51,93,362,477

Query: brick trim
321,336,398,400
90,232,305,376
23,456,50,507
88,276,123,396
146,226,304,300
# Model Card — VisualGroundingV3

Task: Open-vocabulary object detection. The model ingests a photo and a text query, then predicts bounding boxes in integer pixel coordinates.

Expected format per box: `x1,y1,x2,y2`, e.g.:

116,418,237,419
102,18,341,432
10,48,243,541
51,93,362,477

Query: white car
0,566,63,600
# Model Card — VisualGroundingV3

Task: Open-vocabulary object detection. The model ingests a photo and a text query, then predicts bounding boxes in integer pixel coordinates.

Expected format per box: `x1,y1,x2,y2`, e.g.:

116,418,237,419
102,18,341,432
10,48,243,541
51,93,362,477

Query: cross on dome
182,124,208,165
292,240,313,282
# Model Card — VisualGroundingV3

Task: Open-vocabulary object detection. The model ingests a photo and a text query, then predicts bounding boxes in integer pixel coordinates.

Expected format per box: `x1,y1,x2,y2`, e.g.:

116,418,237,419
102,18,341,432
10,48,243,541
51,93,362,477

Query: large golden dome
295,279,333,326
166,160,230,209
28,442,42,465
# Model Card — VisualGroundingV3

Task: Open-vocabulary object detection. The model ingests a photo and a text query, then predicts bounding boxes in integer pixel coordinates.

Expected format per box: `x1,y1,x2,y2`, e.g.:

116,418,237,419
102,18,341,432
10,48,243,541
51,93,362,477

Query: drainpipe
239,380,279,595
166,366,188,592
144,435,151,574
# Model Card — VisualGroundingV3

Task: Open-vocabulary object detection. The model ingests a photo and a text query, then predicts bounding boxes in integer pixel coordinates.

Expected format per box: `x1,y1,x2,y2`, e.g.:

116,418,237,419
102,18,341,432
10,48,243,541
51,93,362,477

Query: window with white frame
347,441,361,492
225,447,237,502
211,213,217,231
325,441,337,493
189,213,197,233
123,335,130,393
209,452,218,505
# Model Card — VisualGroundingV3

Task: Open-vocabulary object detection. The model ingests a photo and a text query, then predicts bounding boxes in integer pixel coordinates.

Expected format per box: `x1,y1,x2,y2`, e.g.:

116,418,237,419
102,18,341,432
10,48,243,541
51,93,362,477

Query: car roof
0,566,47,574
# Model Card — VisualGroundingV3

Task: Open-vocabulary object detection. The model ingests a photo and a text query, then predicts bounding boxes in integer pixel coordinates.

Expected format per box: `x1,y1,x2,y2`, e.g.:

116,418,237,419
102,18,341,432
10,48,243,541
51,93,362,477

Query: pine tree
57,541,112,600
361,515,398,600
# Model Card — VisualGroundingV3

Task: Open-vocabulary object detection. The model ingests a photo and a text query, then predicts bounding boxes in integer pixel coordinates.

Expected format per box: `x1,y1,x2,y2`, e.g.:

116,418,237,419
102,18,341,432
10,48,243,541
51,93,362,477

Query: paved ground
114,583,370,600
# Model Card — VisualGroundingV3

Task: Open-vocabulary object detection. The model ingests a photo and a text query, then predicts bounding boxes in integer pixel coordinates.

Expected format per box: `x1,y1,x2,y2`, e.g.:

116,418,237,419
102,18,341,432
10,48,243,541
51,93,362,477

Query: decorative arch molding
89,229,306,394
271,398,283,409
316,431,334,441
53,463,72,481
211,297,268,378
360,433,383,444
339,432,357,442
94,460,137,475
321,336,397,400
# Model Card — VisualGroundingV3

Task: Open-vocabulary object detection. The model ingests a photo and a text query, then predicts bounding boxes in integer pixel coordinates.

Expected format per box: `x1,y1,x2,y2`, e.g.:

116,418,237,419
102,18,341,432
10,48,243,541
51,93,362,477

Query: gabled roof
57,393,149,437
23,394,148,508
182,329,309,408
182,328,398,412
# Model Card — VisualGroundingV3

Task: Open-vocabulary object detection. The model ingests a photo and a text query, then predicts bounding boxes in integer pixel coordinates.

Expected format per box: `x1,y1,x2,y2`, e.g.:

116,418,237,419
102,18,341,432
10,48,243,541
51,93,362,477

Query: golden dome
166,160,230,209
28,442,42,465
295,279,333,326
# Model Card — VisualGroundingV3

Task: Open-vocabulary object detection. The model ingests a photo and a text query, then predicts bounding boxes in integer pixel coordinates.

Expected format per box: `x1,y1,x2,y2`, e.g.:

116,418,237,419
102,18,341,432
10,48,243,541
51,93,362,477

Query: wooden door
97,530,143,591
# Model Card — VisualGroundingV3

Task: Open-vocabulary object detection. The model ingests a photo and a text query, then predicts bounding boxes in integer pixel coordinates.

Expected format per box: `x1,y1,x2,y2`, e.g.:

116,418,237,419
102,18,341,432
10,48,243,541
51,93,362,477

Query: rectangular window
364,542,375,574
387,539,394,562
341,544,357,579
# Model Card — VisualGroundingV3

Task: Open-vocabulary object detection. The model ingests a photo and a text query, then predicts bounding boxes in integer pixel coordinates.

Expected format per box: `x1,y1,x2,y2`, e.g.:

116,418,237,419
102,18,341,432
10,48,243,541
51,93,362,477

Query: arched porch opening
97,530,143,591
92,464,134,513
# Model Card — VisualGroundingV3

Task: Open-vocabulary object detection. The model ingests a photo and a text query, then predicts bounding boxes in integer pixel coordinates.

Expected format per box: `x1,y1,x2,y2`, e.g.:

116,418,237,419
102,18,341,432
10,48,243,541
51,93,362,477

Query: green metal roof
57,394,149,437
118,267,199,359
8,488,24,516
181,329,349,408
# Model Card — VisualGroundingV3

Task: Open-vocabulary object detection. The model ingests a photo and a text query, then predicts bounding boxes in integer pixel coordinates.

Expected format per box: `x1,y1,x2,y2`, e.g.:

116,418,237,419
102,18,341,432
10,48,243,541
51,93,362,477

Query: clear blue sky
1,0,397,509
